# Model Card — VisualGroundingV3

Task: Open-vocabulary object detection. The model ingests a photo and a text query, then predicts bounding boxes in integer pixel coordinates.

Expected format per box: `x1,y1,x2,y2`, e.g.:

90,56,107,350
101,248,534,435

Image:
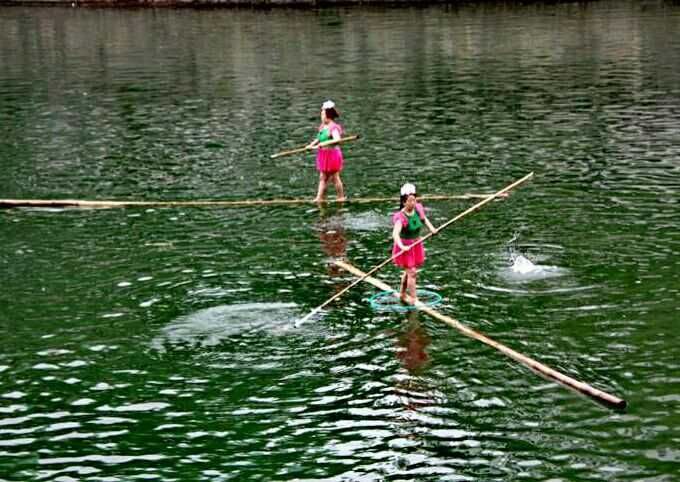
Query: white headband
322,100,335,110
400,183,416,196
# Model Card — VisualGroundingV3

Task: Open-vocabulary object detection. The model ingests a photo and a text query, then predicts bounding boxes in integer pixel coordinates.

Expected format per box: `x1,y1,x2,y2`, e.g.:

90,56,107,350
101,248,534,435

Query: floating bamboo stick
294,172,534,327
333,259,627,410
0,193,496,210
270,135,361,159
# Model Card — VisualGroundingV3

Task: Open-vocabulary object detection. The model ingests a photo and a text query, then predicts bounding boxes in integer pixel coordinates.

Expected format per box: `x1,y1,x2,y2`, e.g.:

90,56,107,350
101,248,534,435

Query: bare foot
312,198,323,203
336,197,347,203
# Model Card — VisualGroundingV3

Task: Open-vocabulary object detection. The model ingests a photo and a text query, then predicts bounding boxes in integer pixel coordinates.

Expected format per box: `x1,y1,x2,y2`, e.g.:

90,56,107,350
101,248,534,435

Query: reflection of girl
394,312,433,412
319,225,347,259
392,183,437,303
316,206,348,292
397,313,431,374
307,100,345,203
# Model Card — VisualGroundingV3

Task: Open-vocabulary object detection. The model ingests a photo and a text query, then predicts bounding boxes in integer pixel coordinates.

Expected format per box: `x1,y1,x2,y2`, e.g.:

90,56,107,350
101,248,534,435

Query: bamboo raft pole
0,193,499,210
333,259,627,410
270,135,360,159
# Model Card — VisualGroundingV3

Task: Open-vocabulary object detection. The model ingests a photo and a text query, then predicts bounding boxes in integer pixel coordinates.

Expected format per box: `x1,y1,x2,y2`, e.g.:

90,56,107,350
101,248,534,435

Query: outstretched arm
423,216,438,235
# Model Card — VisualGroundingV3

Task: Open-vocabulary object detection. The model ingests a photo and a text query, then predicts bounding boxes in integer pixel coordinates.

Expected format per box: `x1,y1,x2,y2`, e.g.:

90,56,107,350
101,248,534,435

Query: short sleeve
415,203,426,220
392,211,406,226
330,123,343,138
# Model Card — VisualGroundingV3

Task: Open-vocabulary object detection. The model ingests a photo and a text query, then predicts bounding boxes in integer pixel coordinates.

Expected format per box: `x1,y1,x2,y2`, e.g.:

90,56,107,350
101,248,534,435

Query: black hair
324,107,340,120
399,193,417,210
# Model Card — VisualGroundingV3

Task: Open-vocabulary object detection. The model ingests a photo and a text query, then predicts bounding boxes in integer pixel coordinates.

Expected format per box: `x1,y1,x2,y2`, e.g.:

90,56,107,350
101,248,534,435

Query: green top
317,127,332,143
401,211,423,240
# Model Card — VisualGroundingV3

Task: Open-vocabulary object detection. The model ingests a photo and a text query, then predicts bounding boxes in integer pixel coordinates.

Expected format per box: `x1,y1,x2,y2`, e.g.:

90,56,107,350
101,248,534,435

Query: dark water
1,2,679,480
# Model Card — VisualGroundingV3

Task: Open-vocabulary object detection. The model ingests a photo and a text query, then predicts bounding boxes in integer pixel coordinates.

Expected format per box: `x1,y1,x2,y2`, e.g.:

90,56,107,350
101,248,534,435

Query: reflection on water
396,312,431,375
316,206,349,285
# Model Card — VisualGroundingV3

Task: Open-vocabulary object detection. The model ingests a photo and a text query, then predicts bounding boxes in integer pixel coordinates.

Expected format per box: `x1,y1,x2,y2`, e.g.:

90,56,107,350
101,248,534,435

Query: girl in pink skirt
392,183,438,303
307,100,345,202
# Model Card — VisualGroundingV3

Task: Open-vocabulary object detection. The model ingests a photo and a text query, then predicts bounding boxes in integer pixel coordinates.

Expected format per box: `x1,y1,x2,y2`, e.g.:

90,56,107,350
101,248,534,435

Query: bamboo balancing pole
0,193,497,210
294,172,534,327
333,259,627,410
270,135,361,159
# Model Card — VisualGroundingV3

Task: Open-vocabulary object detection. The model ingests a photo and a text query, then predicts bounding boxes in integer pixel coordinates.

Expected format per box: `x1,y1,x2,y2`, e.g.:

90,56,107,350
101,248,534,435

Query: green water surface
1,2,679,480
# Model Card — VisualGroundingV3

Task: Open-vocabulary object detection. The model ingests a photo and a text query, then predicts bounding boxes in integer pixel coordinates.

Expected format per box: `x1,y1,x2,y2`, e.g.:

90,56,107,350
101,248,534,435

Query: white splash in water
150,302,298,352
501,252,568,283
511,254,538,274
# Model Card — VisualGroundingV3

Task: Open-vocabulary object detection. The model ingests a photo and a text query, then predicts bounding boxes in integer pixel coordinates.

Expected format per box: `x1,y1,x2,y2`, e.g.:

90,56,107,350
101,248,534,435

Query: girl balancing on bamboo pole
307,100,346,203
392,183,438,303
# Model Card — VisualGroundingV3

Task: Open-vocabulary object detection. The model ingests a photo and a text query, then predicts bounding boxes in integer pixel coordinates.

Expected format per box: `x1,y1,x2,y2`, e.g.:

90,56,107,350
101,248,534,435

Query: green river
1,1,678,480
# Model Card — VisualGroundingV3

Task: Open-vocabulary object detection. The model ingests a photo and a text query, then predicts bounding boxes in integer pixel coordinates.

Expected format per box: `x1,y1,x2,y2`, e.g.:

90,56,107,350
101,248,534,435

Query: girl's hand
399,244,410,252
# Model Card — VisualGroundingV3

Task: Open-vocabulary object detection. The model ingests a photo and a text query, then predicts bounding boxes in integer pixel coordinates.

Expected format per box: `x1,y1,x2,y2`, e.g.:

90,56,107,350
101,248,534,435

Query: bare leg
400,271,408,302
313,172,329,203
332,173,345,201
407,268,418,303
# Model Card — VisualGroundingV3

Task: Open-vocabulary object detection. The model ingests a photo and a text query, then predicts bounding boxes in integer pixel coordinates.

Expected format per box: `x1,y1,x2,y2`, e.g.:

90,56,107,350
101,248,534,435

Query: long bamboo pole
270,135,360,159
294,172,534,327
0,193,496,210
333,259,627,410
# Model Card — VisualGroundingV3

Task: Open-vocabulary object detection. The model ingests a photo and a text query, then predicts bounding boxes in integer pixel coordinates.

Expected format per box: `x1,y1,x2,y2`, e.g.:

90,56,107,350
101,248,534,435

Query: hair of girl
399,192,417,210
324,107,340,120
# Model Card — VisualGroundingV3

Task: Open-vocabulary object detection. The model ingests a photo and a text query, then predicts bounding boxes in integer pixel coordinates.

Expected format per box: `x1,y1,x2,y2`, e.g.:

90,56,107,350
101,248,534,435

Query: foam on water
150,302,298,352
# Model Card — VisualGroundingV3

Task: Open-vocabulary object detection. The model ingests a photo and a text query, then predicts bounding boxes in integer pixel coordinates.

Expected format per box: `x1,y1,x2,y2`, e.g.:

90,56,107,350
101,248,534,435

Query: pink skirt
316,147,344,174
393,238,425,269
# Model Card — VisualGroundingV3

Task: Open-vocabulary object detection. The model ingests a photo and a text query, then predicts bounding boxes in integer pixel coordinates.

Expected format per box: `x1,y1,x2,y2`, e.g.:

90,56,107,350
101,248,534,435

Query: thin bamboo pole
0,193,496,210
270,135,360,159
333,259,627,410
293,172,534,327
